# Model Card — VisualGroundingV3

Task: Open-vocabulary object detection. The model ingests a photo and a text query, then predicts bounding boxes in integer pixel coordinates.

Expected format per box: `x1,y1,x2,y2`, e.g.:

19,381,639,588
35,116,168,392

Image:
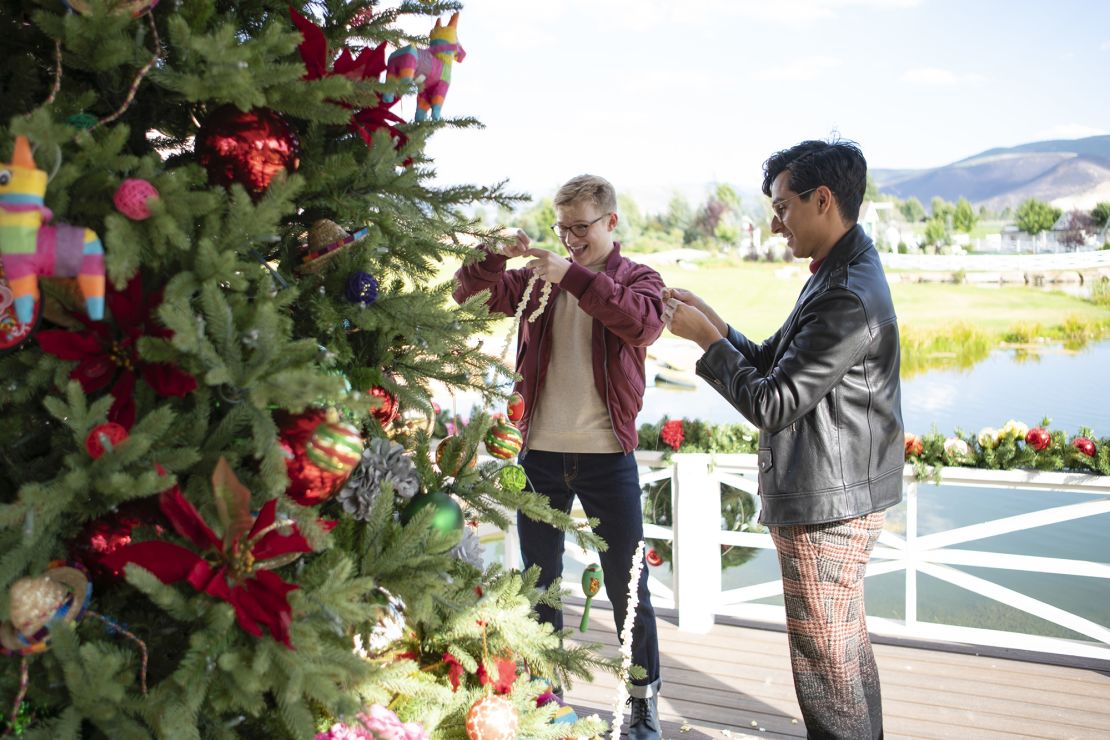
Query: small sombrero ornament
0,561,92,656
297,219,370,274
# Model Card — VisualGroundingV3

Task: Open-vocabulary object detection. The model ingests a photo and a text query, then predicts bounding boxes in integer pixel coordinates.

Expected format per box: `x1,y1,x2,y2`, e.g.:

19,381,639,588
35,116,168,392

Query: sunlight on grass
440,255,1110,375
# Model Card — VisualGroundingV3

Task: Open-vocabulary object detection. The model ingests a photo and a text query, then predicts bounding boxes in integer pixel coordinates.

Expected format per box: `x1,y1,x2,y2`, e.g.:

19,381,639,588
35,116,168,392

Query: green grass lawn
438,257,1110,349
653,261,1110,341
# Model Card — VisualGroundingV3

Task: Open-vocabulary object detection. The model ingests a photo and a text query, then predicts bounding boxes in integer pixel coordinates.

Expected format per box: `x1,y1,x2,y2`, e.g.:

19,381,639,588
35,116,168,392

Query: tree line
479,182,1110,256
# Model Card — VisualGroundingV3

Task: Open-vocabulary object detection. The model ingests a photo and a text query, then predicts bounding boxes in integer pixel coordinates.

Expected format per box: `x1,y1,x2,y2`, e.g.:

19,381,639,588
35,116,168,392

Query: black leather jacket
696,225,904,526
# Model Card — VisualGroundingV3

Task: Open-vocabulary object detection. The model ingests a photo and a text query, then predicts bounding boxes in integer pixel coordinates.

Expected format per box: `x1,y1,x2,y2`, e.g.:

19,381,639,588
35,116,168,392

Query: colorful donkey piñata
383,12,465,122
0,136,104,325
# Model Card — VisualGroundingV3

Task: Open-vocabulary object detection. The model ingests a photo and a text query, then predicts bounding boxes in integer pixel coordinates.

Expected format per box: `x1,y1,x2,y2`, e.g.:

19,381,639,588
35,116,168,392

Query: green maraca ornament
579,563,604,632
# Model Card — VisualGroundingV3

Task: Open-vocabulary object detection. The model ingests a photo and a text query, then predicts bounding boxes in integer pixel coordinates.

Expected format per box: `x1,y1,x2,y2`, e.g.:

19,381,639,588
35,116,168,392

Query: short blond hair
554,174,617,213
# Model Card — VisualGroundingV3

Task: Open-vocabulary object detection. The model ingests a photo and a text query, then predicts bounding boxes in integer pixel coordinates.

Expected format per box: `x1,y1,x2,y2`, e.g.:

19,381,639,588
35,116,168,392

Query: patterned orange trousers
771,511,886,740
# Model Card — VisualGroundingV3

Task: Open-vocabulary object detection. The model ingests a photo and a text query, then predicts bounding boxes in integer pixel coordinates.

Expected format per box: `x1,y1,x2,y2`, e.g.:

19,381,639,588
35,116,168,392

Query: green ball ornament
498,464,527,493
400,492,464,535
305,419,363,475
484,419,523,460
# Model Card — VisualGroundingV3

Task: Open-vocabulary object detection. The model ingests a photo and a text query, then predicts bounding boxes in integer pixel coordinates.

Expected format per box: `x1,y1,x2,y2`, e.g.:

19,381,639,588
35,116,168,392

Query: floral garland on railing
636,417,1109,480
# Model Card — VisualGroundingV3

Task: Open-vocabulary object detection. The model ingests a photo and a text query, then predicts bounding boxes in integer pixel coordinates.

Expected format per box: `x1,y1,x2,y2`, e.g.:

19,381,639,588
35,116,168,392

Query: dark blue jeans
519,449,661,689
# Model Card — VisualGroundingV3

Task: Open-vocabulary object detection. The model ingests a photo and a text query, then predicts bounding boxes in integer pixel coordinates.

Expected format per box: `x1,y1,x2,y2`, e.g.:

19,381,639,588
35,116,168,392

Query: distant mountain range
872,135,1110,212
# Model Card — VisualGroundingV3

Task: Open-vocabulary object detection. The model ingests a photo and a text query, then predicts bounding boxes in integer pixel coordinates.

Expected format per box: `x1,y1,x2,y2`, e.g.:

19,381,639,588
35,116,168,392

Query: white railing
879,250,1110,272
485,452,1110,662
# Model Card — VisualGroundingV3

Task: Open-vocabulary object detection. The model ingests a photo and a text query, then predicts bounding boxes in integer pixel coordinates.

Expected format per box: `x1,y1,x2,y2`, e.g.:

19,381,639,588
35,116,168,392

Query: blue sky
396,0,1110,210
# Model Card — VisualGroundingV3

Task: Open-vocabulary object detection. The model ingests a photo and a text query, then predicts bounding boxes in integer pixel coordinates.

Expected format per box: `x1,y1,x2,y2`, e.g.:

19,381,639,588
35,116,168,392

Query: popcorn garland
609,540,646,740
499,271,551,360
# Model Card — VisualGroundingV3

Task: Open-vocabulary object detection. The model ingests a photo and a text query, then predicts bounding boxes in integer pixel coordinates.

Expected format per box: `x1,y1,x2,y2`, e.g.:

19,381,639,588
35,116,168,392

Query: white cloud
900,67,986,86
753,56,844,82
1034,124,1109,141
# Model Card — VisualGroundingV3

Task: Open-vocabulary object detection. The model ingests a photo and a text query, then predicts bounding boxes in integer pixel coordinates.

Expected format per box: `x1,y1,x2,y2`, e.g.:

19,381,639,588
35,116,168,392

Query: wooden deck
561,601,1110,739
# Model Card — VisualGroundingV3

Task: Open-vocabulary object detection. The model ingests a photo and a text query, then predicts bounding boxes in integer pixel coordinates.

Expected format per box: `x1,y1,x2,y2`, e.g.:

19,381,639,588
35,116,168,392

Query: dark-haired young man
665,140,904,739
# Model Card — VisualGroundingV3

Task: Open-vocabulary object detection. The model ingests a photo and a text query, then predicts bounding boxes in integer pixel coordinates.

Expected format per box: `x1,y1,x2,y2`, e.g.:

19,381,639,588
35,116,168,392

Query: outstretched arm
695,290,871,433
452,229,533,314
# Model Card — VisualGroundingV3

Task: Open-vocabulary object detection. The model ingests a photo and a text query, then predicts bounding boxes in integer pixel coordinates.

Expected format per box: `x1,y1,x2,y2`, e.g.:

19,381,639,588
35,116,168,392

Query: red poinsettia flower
103,459,312,648
661,419,685,451
290,6,408,150
443,652,515,694
35,275,197,429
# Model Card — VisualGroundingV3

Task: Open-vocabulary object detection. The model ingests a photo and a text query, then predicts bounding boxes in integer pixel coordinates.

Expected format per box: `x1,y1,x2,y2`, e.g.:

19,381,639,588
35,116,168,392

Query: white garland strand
609,539,646,740
528,279,552,323
499,272,551,361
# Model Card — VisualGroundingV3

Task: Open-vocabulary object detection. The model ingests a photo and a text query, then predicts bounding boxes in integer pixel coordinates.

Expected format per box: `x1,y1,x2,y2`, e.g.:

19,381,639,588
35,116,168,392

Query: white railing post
503,520,521,571
672,453,719,633
904,479,918,628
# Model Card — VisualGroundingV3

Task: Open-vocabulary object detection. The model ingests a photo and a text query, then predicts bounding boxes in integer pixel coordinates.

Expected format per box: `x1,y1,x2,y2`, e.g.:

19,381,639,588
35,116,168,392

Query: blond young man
453,175,665,739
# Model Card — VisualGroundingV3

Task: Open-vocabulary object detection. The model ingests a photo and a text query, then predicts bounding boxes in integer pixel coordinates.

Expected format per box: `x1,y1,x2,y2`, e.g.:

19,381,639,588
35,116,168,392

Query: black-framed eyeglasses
771,188,816,221
550,213,610,240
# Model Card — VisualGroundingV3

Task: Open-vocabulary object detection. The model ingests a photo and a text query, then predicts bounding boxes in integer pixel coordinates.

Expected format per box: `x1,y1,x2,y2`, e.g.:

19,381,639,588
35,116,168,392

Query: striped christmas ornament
484,419,523,460
435,434,477,476
305,420,363,475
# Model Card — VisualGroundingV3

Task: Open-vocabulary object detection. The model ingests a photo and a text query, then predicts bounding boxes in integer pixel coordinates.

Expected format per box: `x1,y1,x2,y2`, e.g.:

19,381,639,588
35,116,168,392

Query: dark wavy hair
761,139,868,223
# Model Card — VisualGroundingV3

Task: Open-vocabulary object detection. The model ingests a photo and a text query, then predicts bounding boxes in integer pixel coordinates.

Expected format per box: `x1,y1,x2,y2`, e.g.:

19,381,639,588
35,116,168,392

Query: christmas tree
0,1,612,737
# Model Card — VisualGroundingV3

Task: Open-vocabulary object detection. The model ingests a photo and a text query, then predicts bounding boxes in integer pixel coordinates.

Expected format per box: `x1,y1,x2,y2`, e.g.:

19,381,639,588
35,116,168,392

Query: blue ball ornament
345,271,379,306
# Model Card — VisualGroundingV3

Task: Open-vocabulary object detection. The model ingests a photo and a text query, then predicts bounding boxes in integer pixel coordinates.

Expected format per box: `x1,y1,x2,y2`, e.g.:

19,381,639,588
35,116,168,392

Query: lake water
642,337,1110,435
464,339,1110,639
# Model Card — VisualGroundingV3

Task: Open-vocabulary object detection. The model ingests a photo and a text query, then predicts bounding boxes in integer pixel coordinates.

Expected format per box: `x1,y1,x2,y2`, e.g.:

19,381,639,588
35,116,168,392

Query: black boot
626,693,661,740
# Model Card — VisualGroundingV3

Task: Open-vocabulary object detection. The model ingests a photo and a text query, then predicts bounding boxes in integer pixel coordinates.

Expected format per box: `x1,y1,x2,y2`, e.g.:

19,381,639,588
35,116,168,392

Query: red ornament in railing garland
1025,427,1052,451
484,418,523,460
1073,436,1096,457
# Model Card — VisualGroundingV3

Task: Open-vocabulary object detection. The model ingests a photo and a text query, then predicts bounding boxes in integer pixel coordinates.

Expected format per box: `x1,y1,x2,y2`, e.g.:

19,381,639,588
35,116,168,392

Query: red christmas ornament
369,385,399,427
645,547,664,567
85,422,129,459
278,410,349,505
1025,427,1051,451
465,694,518,740
1073,436,1096,457
505,392,525,423
113,178,160,220
195,105,301,199
69,497,163,582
